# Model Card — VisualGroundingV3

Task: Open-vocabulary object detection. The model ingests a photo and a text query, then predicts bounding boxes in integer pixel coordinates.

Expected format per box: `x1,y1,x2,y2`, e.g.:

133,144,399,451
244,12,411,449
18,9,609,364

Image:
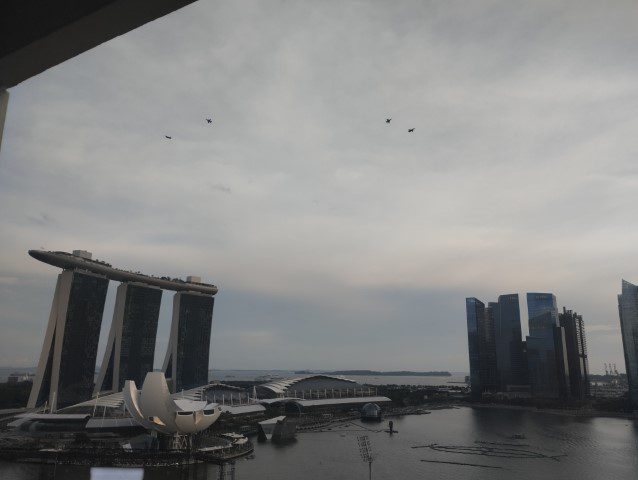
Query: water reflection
2,407,637,480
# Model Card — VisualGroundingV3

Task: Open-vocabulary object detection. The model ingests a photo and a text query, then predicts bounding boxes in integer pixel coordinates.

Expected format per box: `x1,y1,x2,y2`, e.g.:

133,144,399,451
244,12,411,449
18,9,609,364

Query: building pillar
28,269,108,410
94,282,161,395
162,291,214,392
0,90,8,154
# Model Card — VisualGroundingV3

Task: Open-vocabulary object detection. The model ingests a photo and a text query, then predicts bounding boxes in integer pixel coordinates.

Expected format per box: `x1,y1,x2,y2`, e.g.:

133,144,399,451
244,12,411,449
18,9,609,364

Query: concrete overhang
0,0,198,90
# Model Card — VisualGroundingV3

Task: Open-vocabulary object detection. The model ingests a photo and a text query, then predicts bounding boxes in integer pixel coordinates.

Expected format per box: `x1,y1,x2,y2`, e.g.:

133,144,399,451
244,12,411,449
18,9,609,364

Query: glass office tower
526,292,569,399
28,270,109,410
526,335,558,397
483,303,499,391
618,280,638,407
466,297,498,398
494,294,526,389
559,307,590,399
466,298,483,397
527,292,558,335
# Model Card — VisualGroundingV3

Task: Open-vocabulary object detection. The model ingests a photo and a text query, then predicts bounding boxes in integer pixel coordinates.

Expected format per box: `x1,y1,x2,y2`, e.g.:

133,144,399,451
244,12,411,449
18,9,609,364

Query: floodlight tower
357,435,374,480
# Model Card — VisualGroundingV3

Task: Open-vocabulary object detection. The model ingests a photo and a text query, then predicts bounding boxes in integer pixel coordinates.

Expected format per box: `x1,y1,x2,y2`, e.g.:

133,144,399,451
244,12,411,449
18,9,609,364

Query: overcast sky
1,0,637,373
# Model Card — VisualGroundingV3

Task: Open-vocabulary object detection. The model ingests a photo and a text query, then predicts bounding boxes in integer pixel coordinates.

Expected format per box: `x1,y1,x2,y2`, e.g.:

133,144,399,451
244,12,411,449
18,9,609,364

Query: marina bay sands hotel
26,250,218,411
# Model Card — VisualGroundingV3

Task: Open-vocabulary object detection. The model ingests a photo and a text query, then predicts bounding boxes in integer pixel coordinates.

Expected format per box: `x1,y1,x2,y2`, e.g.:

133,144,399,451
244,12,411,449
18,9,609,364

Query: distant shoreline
308,370,452,377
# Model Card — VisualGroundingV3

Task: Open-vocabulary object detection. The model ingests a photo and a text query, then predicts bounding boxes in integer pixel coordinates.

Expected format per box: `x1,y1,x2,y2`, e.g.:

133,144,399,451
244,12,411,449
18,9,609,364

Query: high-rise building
163,291,215,392
494,294,526,389
483,303,499,390
618,280,638,407
465,297,498,398
525,335,556,397
525,292,569,399
553,325,570,399
527,292,558,335
94,282,162,394
466,298,483,396
525,328,569,399
559,307,590,400
27,249,219,409
28,270,109,410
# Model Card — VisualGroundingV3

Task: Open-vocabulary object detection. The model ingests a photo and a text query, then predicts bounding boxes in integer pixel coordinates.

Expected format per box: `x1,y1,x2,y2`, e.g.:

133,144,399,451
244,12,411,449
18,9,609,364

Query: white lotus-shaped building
123,372,222,434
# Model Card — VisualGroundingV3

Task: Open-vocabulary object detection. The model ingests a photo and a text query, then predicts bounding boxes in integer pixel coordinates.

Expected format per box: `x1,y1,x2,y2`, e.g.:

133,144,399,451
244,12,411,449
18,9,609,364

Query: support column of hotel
28,270,109,410
163,289,214,393
94,282,162,395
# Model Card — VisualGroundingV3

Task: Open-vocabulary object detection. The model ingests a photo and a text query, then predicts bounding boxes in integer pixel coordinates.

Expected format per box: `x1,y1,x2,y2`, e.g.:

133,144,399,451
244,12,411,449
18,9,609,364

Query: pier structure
27,249,218,410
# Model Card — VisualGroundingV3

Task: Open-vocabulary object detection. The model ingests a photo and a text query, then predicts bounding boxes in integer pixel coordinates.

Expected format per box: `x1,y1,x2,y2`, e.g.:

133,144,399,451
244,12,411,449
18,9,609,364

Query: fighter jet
408,128,415,133
206,118,212,124
386,118,392,124
164,135,172,139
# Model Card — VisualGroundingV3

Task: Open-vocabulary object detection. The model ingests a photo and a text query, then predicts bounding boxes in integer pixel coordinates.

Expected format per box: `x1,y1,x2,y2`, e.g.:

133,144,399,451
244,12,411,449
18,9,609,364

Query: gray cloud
25,213,53,226
210,183,232,194
1,0,637,372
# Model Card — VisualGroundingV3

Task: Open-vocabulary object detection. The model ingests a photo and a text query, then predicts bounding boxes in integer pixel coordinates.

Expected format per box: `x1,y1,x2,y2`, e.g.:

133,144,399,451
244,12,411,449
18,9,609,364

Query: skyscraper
163,291,215,392
28,270,109,410
525,292,569,399
559,307,590,400
28,249,219,409
483,303,499,391
466,297,498,398
618,280,638,407
94,282,162,394
527,292,558,335
553,325,570,399
494,294,526,389
466,298,483,397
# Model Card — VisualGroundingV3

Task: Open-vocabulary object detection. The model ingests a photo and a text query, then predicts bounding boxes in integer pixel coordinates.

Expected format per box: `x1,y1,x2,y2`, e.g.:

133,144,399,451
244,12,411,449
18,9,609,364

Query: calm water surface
2,407,637,479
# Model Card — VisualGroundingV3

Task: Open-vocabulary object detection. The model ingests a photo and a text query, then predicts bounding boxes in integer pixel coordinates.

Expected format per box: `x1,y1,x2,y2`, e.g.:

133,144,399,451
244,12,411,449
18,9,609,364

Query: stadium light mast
357,435,374,480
